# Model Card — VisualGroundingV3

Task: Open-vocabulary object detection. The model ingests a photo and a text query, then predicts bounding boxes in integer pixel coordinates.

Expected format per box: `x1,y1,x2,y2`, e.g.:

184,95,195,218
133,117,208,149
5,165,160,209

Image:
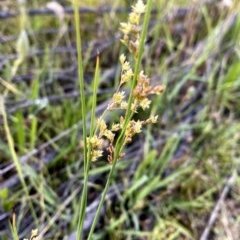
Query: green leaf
0,188,8,200
223,61,240,89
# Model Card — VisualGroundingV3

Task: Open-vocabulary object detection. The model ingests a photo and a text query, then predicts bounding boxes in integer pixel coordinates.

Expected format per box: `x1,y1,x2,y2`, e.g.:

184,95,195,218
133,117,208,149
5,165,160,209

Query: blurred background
0,0,240,239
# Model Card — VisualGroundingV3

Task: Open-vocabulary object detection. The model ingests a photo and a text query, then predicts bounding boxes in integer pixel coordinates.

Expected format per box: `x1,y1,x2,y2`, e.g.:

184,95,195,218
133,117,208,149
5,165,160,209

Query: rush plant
73,0,164,239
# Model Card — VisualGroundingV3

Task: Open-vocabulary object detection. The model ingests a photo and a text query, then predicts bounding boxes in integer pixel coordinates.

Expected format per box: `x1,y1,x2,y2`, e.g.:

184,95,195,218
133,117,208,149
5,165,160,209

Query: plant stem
0,96,38,225
87,0,153,238
72,0,88,239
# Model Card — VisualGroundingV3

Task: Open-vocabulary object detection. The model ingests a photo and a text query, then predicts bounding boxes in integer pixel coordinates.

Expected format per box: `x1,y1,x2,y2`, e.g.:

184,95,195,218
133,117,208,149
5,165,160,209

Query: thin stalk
72,0,88,239
77,56,100,238
87,0,153,238
0,96,38,224
10,211,19,240
90,56,100,137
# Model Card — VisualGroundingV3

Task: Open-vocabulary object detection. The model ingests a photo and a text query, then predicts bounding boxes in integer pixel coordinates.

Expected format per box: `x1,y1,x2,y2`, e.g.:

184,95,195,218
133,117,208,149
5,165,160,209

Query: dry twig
200,171,237,240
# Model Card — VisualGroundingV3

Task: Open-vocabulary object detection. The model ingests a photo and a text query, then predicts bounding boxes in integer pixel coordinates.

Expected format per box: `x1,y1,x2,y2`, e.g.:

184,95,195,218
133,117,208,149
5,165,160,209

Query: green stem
87,0,153,238
72,1,88,239
0,97,38,225
77,55,100,239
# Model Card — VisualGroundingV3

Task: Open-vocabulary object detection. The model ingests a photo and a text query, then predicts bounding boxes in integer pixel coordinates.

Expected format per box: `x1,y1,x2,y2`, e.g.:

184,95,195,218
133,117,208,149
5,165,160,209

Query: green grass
0,0,240,239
